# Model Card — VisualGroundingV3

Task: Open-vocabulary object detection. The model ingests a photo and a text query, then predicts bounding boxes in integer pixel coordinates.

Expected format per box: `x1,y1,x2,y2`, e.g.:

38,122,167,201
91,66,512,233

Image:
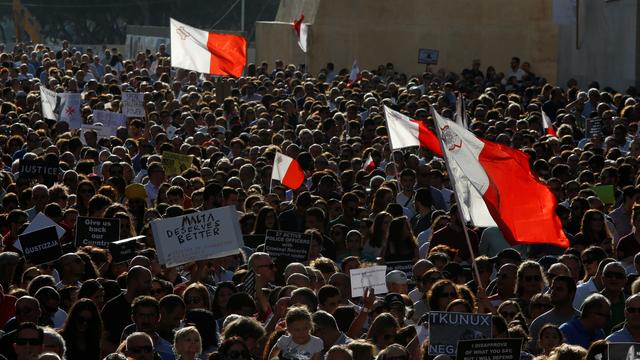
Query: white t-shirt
276,334,323,360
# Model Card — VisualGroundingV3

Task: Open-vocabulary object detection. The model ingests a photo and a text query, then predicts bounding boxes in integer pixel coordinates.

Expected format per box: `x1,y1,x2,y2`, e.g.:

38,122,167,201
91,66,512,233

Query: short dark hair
15,322,44,343
131,295,159,316
318,285,340,305
552,275,576,295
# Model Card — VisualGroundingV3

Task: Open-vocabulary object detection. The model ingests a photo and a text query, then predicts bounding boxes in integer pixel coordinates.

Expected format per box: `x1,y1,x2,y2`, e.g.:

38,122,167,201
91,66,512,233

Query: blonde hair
173,326,202,355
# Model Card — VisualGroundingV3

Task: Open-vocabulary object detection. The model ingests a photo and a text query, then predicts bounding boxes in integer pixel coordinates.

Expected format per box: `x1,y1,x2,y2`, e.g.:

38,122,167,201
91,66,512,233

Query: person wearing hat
384,293,409,326
385,270,408,295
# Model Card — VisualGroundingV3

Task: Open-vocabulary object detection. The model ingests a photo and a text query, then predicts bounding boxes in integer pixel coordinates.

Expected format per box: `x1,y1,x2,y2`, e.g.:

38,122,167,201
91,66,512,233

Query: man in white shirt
144,162,166,207
502,56,527,85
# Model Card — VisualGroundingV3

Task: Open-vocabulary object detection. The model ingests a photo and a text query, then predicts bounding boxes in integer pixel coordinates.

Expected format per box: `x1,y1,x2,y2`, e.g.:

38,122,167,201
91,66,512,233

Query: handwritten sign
161,151,193,176
386,260,414,279
121,92,145,117
349,265,388,298
80,124,115,144
150,206,244,267
428,312,492,356
75,216,120,248
92,109,126,128
264,230,312,262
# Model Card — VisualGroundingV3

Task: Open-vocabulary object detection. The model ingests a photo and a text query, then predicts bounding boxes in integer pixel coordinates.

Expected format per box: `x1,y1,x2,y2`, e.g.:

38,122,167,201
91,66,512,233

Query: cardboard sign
75,216,120,248
264,230,312,263
19,226,63,265
418,48,439,65
456,338,523,360
592,184,615,205
386,260,414,278
150,206,244,267
121,92,145,117
241,269,257,298
19,159,60,186
109,235,143,263
14,212,66,252
161,151,193,176
586,116,604,138
92,109,126,128
349,265,388,298
428,311,492,356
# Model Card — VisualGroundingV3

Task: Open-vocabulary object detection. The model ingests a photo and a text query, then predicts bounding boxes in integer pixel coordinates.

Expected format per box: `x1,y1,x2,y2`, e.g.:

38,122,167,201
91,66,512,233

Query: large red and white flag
170,18,246,77
432,108,569,248
292,14,308,53
541,110,557,137
363,154,376,173
384,106,442,156
272,152,305,190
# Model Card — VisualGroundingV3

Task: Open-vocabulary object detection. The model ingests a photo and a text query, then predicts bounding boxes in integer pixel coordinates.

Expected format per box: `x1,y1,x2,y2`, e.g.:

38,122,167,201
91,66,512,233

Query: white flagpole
430,106,483,287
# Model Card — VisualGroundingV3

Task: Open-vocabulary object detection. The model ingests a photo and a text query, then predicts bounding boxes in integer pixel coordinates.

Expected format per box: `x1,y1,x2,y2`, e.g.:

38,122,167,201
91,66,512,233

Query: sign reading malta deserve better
151,206,244,267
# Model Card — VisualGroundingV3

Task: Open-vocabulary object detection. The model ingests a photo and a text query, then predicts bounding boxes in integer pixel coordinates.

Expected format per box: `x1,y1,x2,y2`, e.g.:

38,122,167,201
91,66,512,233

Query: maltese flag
272,152,305,190
292,14,308,53
170,18,246,77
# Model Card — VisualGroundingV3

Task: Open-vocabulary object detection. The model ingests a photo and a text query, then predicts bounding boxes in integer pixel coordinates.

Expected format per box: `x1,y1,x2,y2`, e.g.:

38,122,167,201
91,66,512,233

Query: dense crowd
0,39,638,360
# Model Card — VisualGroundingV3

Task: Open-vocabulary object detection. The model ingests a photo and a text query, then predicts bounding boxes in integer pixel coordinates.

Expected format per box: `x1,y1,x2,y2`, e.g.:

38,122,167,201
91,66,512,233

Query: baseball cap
385,270,408,285
490,248,522,264
384,293,404,307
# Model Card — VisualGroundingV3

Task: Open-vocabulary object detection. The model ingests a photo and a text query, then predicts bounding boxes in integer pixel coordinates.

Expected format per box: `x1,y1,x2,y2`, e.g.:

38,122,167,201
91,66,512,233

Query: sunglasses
604,272,626,280
501,311,517,318
185,297,203,305
227,350,250,359
15,338,42,346
627,307,640,314
524,275,542,282
128,345,153,354
533,303,552,310
78,316,93,324
441,291,457,298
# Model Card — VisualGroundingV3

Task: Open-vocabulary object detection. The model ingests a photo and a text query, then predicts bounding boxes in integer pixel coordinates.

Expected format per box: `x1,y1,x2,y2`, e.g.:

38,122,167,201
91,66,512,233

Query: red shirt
0,294,16,327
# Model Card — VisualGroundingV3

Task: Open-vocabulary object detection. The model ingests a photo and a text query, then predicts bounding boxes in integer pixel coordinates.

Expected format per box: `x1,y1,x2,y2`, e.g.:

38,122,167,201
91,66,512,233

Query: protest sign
19,226,63,265
109,235,143,263
80,124,114,144
57,93,82,128
75,216,120,248
386,260,414,278
592,184,615,204
161,151,193,176
14,213,66,252
121,92,145,117
150,206,244,267
428,311,492,356
264,230,312,262
418,48,439,65
586,116,604,138
92,109,126,128
19,158,60,186
456,338,522,360
349,265,388,297
241,269,257,298
40,87,58,120
608,343,640,360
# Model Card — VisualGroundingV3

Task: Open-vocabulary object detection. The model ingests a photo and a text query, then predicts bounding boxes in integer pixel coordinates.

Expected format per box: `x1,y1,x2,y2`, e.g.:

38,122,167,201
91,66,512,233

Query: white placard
349,265,388,298
15,212,66,251
80,124,114,145
121,92,145,117
92,109,126,128
150,206,244,267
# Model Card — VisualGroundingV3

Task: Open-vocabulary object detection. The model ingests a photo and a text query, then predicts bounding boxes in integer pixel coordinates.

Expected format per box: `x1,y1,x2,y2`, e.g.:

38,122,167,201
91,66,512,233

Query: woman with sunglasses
514,261,548,320
73,180,95,216
574,209,614,254
427,279,460,312
60,298,103,360
210,336,251,360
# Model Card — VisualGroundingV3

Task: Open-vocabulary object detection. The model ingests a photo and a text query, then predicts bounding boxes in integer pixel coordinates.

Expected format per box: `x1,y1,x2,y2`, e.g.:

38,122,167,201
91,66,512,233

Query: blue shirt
606,325,636,343
560,317,606,349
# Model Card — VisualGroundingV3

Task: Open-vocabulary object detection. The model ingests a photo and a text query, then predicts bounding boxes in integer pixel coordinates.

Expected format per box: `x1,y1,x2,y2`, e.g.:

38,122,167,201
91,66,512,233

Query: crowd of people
0,38,638,360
